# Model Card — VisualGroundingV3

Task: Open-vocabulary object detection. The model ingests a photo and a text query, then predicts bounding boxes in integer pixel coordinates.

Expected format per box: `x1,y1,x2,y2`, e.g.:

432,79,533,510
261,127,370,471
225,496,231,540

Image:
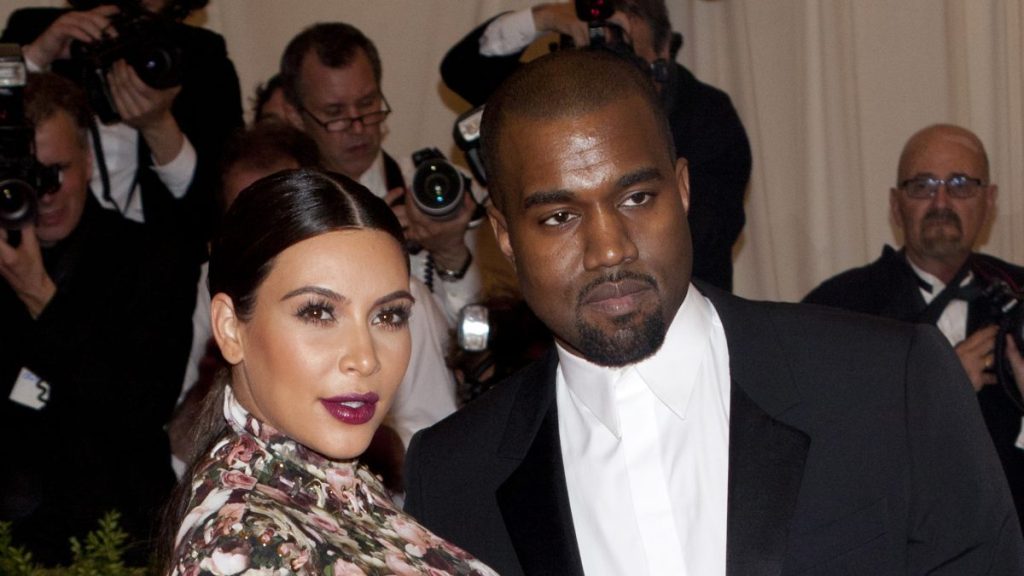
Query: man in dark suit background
804,124,1024,537
2,0,243,249
440,0,751,292
403,49,1023,575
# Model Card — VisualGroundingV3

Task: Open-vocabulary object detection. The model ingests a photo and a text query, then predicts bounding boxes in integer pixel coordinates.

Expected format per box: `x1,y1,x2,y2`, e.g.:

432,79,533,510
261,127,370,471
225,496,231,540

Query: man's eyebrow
523,189,575,211
617,167,664,189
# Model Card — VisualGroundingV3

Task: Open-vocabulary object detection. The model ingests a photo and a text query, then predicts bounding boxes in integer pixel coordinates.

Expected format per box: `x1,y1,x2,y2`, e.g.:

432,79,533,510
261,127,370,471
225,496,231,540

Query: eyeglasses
898,174,986,199
298,95,391,133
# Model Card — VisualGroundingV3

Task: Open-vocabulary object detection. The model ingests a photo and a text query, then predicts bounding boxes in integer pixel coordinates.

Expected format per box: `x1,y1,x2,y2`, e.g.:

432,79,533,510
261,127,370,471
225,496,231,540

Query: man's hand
531,3,634,48
0,226,56,318
955,325,999,392
532,3,591,47
385,186,474,272
22,5,119,68
107,60,184,165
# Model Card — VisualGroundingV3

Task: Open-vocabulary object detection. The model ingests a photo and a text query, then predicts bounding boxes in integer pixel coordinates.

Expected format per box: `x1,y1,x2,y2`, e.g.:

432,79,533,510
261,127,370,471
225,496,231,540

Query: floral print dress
169,388,497,576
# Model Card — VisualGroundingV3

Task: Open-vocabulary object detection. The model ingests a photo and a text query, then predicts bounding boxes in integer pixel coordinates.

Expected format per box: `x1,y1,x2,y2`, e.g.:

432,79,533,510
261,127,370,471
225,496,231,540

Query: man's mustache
576,270,658,307
922,208,962,230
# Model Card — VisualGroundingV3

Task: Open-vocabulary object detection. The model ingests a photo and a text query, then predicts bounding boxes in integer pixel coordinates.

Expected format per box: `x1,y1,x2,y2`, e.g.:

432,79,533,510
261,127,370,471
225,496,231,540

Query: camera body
67,2,182,124
0,45,60,244
977,280,1024,353
975,279,1024,411
410,147,470,220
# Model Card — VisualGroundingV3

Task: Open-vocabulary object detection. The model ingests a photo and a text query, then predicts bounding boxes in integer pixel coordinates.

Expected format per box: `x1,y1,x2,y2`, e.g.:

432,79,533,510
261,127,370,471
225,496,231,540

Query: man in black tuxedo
804,124,1024,537
0,73,198,566
403,50,1023,575
439,1,751,292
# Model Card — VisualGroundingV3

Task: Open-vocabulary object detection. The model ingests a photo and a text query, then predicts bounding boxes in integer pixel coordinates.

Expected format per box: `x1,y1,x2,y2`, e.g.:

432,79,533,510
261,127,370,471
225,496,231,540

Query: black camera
453,105,486,186
410,148,470,220
67,1,182,124
0,45,60,247
977,280,1024,411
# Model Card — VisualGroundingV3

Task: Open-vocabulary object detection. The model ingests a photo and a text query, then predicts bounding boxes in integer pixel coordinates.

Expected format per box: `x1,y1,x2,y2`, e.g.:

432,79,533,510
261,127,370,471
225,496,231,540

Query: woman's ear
211,293,244,364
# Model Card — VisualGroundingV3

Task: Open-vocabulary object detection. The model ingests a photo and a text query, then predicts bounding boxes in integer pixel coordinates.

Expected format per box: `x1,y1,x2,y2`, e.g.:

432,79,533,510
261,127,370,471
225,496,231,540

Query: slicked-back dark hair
209,168,406,321
480,49,675,214
280,22,382,107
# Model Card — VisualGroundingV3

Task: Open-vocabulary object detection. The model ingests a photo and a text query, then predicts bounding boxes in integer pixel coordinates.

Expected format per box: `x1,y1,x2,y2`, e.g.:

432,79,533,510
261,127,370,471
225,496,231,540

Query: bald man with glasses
805,123,1024,536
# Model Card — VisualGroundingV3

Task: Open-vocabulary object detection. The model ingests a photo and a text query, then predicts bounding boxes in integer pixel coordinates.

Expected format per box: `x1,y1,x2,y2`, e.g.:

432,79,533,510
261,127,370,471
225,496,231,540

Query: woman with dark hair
163,169,495,575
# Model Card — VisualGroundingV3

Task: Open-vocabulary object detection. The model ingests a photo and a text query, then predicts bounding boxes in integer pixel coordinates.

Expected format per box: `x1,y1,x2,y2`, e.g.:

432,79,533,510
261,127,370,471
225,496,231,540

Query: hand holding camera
106,59,184,164
0,224,56,318
22,4,119,68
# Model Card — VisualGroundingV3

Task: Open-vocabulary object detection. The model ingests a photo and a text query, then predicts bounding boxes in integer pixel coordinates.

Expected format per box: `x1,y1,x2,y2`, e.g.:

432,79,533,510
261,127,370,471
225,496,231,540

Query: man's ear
889,187,903,231
487,204,516,270
284,99,304,131
211,293,245,365
675,157,691,214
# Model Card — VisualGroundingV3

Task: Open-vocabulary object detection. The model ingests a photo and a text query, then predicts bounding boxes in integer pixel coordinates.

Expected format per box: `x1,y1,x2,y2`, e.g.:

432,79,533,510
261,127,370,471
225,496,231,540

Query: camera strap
88,120,140,217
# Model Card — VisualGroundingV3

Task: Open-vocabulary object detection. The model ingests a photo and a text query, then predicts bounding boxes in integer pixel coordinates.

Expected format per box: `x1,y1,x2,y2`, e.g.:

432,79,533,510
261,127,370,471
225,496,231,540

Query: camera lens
129,44,179,89
0,178,36,227
412,158,464,219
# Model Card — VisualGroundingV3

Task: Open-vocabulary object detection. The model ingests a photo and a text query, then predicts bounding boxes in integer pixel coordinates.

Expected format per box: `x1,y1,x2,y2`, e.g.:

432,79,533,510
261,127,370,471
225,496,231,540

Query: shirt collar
357,151,387,199
907,258,973,302
556,284,713,437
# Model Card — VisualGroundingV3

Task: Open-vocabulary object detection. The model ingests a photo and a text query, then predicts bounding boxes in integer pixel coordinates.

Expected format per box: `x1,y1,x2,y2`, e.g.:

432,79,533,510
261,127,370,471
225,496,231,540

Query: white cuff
151,136,196,199
479,8,541,56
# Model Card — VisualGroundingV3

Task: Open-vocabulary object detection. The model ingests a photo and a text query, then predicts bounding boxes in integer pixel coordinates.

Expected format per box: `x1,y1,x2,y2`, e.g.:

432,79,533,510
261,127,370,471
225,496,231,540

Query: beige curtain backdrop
3,0,1022,302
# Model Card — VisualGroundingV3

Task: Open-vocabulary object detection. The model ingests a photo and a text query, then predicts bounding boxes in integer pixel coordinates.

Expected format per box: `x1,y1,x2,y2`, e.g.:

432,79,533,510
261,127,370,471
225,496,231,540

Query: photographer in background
280,23,482,322
441,0,751,292
0,72,198,566
2,0,243,255
804,124,1024,535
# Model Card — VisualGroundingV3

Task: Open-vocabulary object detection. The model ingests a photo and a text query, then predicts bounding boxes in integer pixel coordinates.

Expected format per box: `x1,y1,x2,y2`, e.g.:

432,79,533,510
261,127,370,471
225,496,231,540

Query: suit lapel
495,349,584,576
726,383,809,576
699,283,811,576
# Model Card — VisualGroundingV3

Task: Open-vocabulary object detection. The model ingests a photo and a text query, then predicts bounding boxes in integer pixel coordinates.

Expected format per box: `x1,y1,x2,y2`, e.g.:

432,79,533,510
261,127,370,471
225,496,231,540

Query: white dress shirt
556,284,731,575
908,260,969,346
89,122,197,222
479,8,539,56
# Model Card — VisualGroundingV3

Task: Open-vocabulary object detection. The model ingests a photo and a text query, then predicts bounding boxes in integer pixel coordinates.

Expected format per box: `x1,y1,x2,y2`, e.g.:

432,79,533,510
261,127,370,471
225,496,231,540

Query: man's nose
582,208,638,270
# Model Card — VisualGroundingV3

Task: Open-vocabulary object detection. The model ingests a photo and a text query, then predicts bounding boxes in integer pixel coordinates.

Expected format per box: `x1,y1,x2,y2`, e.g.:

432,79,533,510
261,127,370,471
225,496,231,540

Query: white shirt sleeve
151,135,197,199
479,8,542,56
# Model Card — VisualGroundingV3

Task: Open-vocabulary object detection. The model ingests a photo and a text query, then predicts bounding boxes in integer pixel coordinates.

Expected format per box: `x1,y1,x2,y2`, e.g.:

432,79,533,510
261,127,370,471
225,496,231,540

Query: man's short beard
572,273,666,367
575,311,668,367
919,208,966,259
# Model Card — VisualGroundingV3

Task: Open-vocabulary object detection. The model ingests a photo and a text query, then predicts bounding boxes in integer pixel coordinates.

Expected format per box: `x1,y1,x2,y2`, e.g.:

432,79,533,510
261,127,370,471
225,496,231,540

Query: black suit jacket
2,7,244,249
440,16,752,292
804,245,1024,537
405,285,1023,575
0,196,199,565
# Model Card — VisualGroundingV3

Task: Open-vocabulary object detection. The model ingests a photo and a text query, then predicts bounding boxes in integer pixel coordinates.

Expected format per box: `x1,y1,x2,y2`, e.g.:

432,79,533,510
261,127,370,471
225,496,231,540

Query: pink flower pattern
169,389,496,575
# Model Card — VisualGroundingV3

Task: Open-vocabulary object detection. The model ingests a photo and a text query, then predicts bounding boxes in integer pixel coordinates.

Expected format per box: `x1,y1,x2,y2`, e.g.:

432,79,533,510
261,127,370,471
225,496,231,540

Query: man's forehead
297,49,378,100
899,128,988,179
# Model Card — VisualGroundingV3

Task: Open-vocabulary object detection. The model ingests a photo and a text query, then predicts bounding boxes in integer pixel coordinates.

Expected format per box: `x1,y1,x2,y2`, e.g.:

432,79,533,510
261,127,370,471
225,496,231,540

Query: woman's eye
296,300,336,325
374,305,412,330
541,211,577,226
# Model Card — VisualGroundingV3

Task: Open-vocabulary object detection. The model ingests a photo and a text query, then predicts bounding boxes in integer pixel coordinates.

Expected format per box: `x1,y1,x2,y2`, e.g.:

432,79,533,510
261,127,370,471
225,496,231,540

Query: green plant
0,512,147,576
